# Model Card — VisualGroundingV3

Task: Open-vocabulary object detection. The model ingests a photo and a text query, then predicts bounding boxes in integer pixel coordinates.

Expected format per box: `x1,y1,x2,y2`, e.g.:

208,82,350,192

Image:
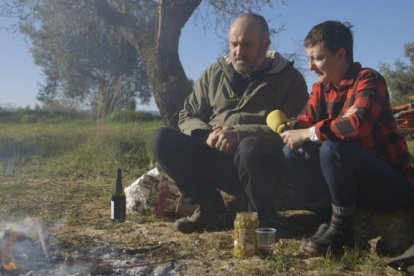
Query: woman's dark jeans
282,141,414,211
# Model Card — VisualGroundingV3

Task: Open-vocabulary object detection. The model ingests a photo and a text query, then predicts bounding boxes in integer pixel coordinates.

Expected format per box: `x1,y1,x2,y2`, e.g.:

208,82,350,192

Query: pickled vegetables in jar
233,212,259,258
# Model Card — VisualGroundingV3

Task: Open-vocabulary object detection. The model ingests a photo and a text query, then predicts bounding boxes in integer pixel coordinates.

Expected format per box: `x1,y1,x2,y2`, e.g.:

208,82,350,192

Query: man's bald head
230,13,270,40
228,13,271,74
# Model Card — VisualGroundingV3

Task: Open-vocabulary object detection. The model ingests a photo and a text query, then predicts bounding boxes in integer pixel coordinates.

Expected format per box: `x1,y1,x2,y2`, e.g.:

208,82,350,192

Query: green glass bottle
111,168,126,222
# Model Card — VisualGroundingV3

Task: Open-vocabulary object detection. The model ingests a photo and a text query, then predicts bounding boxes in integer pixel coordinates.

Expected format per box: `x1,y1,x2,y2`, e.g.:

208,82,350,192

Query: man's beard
232,58,255,74
231,45,266,75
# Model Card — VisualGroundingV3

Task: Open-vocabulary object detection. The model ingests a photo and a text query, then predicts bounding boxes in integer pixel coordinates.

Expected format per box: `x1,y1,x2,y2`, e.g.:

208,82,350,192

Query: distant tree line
380,42,414,105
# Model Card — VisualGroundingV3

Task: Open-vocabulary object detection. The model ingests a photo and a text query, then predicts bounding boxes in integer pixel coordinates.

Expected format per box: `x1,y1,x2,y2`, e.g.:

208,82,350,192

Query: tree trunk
141,48,192,128
94,0,202,128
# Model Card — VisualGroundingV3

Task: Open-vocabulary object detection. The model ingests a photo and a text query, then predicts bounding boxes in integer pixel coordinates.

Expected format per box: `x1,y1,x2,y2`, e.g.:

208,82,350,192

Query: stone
353,208,414,255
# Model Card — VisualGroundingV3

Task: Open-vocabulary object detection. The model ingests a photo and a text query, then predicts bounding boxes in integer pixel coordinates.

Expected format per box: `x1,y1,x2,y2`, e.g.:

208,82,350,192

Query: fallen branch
122,241,176,255
113,244,215,269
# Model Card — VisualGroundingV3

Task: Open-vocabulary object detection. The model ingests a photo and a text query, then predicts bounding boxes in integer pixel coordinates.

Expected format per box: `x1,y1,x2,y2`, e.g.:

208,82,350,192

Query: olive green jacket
178,51,308,141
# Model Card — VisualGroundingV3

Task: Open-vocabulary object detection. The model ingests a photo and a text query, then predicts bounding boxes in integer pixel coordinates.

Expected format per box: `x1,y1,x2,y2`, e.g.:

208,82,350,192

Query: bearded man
152,13,308,233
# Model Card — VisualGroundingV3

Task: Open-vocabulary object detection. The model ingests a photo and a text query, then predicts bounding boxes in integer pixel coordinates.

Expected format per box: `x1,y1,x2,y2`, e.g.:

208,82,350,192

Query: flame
2,261,19,271
1,230,26,271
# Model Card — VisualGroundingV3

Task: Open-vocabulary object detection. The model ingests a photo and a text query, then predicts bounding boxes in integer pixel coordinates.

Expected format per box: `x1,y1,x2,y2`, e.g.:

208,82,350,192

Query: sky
1,0,414,111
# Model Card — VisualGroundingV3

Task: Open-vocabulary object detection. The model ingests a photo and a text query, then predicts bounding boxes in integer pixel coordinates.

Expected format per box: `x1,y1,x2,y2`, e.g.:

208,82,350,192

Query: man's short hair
304,20,354,63
236,13,270,39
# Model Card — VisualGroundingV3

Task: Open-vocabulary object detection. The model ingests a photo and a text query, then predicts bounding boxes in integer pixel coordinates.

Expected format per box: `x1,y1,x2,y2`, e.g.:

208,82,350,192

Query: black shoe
302,213,354,255
300,222,329,250
174,191,227,234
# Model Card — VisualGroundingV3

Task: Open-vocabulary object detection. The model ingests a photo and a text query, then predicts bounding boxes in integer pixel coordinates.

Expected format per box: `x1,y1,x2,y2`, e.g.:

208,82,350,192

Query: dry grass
0,173,403,275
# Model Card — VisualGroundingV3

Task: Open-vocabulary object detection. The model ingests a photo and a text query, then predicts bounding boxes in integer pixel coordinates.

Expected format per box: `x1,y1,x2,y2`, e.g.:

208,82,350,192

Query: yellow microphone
266,110,293,133
267,110,309,158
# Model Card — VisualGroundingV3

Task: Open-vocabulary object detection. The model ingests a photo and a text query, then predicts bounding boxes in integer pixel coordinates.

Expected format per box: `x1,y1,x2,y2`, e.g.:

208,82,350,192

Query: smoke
0,217,180,275
0,217,104,274
0,217,47,242
0,217,49,273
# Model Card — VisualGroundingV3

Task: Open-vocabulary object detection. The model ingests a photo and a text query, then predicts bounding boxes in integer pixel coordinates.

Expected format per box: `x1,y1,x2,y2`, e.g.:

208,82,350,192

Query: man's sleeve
178,70,213,136
280,69,309,119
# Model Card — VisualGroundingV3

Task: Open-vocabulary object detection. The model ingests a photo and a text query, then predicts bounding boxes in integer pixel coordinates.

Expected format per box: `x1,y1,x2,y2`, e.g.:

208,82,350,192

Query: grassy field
0,119,158,177
0,112,408,275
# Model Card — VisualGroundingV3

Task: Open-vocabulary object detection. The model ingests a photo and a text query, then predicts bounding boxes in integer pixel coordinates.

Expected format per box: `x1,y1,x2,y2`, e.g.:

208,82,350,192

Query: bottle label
111,198,126,221
111,200,115,220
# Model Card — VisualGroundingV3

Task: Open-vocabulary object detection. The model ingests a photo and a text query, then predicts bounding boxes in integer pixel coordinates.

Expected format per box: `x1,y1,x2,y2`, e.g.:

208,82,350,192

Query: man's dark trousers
152,127,284,221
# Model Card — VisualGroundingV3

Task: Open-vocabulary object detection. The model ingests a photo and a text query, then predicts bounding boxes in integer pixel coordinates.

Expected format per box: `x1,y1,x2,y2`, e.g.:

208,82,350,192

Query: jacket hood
220,51,290,75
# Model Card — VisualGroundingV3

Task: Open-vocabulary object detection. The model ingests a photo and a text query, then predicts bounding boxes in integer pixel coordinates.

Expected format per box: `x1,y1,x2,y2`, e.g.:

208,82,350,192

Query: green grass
0,114,163,229
0,108,92,124
304,247,388,275
0,112,162,225
0,119,162,177
0,110,162,226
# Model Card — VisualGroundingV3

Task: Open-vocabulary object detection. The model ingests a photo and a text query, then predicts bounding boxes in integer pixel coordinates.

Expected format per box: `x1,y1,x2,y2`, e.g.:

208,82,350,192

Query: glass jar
233,212,259,258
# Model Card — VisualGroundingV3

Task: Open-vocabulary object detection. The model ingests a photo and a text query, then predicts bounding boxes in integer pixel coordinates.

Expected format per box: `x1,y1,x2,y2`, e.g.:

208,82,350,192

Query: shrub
0,108,92,124
107,110,158,123
19,114,39,123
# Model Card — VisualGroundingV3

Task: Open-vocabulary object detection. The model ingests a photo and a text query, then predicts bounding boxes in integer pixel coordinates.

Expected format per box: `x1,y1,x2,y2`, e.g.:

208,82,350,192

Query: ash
1,235,182,275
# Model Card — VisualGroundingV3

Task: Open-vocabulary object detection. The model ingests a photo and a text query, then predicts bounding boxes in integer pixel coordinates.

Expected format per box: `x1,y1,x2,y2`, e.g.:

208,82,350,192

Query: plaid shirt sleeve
298,70,388,141
295,85,321,129
316,70,386,141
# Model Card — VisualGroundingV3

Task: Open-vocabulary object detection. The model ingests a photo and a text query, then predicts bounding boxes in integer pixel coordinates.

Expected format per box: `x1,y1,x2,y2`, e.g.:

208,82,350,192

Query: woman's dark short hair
304,20,354,63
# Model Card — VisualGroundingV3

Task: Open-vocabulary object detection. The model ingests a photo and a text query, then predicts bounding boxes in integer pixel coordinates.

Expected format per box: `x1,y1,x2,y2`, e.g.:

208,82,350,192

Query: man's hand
206,126,223,148
206,126,239,155
280,128,310,149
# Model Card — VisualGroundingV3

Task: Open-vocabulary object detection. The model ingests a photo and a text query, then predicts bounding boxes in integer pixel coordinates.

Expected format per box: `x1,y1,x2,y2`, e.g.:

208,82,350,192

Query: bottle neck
114,168,124,195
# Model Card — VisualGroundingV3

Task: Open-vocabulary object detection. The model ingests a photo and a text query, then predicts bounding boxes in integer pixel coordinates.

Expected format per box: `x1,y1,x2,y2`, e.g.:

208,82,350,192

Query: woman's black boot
302,205,355,255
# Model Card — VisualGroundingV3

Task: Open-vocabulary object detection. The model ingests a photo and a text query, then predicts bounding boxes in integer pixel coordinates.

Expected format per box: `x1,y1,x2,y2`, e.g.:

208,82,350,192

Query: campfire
0,218,187,275
0,227,115,274
0,217,52,274
2,230,27,271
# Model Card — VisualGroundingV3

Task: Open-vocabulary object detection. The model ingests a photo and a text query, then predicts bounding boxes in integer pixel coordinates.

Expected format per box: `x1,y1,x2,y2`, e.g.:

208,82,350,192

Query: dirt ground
45,210,401,275
0,176,403,275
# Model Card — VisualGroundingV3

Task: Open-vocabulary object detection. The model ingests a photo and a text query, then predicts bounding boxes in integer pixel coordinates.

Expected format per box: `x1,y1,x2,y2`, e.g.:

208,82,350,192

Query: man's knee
151,127,177,160
234,136,282,168
236,136,261,158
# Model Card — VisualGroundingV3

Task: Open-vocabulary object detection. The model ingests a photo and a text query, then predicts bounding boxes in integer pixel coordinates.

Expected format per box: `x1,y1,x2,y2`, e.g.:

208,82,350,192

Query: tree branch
94,0,160,56
94,0,136,29
156,0,202,52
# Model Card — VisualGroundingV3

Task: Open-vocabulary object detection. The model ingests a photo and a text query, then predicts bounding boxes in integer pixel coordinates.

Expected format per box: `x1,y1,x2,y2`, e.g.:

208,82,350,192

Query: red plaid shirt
297,62,414,187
